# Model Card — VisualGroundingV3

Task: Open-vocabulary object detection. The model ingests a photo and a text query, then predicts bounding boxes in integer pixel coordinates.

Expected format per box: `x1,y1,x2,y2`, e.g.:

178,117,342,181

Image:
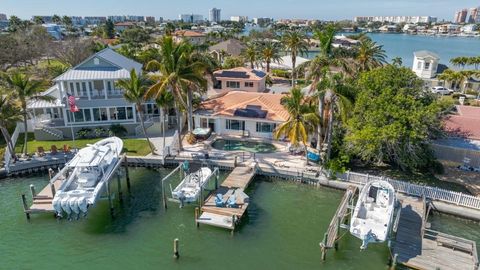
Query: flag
67,94,79,112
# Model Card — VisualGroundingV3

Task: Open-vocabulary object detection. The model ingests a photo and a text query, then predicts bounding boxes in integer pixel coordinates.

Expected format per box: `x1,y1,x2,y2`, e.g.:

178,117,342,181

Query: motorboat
52,137,123,219
350,180,396,249
171,167,213,206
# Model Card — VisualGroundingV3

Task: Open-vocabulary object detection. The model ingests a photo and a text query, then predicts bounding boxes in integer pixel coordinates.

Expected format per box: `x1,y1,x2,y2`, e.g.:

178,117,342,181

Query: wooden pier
320,185,358,260
196,164,256,232
391,196,479,270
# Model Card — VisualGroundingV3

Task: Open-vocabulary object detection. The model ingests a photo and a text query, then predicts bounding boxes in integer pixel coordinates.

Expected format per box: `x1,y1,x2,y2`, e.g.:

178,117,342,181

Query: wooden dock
320,185,358,260
196,165,256,231
391,196,479,270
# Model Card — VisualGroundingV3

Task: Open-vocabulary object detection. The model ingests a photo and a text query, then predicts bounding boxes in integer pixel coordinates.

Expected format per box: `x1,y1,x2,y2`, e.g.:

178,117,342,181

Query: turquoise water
211,139,277,153
0,168,477,269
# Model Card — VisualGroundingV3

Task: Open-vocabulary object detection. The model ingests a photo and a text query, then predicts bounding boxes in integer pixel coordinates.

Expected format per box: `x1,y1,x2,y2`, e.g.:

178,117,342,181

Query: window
93,58,100,65
127,107,134,119
93,80,104,96
69,82,75,95
256,122,276,133
424,62,430,70
226,119,244,130
81,82,88,97
226,81,240,88
245,82,254,87
201,118,208,128
116,107,127,120
93,108,108,121
417,61,422,70
84,109,92,122
107,81,113,95
76,82,81,96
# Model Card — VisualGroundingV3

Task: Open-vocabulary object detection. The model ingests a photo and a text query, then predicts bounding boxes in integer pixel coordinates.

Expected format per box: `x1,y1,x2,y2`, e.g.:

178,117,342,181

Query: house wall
194,115,279,139
217,77,266,92
412,57,438,79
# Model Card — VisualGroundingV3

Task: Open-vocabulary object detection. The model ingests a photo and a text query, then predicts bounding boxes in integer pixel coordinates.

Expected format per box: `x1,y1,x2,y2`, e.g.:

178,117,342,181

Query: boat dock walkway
21,172,63,217
320,185,358,260
196,164,256,231
391,196,479,270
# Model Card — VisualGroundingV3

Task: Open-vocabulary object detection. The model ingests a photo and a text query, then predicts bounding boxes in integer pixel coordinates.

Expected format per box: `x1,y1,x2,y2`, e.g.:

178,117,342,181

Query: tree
52,15,62,25
103,19,115,39
62,16,73,28
222,56,245,69
345,66,442,171
392,57,403,67
155,91,174,153
261,41,282,73
119,27,151,47
355,37,387,73
0,90,22,161
53,38,96,67
1,72,52,155
33,16,44,25
8,16,25,32
274,88,320,163
116,69,156,154
282,30,308,87
242,42,259,69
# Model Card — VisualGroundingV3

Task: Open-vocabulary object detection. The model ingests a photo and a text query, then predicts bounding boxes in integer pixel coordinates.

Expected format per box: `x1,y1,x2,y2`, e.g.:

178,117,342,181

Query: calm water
0,168,477,269
306,33,480,68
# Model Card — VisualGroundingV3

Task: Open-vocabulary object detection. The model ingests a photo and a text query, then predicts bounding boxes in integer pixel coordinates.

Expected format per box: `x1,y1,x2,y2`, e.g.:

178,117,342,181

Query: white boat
172,167,213,205
350,180,396,249
52,137,123,218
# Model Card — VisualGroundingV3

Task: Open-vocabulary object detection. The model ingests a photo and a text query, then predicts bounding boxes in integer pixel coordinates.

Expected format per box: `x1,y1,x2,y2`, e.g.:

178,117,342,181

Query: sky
2,0,480,21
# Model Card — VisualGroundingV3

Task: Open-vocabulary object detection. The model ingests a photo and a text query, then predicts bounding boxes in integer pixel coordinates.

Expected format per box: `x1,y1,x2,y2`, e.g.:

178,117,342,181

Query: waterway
0,168,478,269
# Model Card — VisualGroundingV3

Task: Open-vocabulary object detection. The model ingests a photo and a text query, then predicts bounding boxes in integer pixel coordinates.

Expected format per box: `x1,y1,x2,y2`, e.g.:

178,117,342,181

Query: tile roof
209,39,245,56
444,105,480,140
173,30,206,37
214,67,266,81
197,91,289,122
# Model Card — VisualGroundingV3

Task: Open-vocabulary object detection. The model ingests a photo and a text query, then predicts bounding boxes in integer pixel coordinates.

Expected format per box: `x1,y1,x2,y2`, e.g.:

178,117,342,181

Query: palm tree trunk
250,61,254,69
174,103,183,151
22,109,28,156
291,54,296,87
161,109,166,153
1,126,16,160
267,61,270,73
316,96,324,151
138,105,156,155
325,108,334,162
186,89,194,133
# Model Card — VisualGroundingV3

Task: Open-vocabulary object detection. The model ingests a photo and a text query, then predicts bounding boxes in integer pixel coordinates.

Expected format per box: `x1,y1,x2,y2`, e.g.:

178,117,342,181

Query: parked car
431,86,453,95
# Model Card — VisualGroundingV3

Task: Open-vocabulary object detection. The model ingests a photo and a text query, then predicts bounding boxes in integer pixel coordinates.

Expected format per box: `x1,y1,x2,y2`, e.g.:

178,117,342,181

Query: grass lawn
15,133,151,156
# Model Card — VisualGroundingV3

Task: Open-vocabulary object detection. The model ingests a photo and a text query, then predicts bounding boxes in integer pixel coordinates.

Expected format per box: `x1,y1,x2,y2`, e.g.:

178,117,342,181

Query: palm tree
146,36,207,149
392,57,403,67
261,41,282,73
1,72,52,155
155,91,174,155
450,56,469,69
242,42,259,69
0,91,22,161
438,69,472,93
282,30,308,87
356,37,387,73
274,88,319,163
116,69,156,154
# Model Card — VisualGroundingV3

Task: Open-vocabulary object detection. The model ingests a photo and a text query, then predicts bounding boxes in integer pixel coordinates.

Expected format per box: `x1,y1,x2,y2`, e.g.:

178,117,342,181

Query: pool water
211,139,277,153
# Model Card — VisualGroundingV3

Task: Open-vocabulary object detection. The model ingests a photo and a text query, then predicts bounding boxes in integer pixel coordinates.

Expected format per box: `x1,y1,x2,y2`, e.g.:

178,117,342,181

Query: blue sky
2,0,480,21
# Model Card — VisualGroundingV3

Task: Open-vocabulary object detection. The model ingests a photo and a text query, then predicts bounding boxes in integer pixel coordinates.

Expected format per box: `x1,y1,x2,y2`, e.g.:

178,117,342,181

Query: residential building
26,48,162,140
71,16,85,26
42,23,63,40
209,39,245,62
209,8,221,23
412,51,440,79
84,16,107,25
0,20,8,30
108,16,127,23
194,91,288,139
253,17,272,27
468,7,480,23
172,30,206,45
454,9,468,24
126,15,145,22
210,67,267,96
230,16,248,23
461,24,478,33
114,22,135,32
378,25,397,32
353,16,436,24
179,14,204,23
145,16,155,24
0,13,7,21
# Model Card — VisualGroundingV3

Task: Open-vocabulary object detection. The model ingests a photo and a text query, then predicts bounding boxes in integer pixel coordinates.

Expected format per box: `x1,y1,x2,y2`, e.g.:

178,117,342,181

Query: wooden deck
197,165,256,231
392,196,479,270
27,179,64,213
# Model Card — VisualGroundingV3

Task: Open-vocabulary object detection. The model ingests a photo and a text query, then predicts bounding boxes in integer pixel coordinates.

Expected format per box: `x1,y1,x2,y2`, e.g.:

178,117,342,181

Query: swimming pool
211,139,277,153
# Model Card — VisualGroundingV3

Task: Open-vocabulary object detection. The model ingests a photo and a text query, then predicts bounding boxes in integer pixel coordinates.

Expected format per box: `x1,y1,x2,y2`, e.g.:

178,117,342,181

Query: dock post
48,168,54,180
173,238,180,259
29,184,36,198
231,215,236,235
390,253,398,270
117,172,123,203
321,233,328,261
106,182,114,217
234,156,238,167
124,155,131,193
195,207,199,227
215,168,219,190
50,183,56,197
335,216,341,250
162,178,168,210
21,194,30,220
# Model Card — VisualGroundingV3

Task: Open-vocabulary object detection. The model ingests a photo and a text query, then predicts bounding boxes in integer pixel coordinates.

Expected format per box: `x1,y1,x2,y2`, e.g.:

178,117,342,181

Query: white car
431,86,453,95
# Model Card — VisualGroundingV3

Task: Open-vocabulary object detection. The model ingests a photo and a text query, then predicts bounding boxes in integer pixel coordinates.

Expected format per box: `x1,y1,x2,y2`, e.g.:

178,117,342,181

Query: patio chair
51,145,58,155
36,147,46,157
63,144,71,154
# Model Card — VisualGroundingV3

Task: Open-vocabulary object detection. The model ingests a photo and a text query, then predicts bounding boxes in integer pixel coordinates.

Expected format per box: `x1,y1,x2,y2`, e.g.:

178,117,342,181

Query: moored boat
172,167,213,206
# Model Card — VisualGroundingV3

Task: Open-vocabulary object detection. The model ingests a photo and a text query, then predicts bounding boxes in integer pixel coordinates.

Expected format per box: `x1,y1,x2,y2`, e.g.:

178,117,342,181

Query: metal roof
55,69,131,81
95,48,142,73
27,98,63,109
414,50,440,60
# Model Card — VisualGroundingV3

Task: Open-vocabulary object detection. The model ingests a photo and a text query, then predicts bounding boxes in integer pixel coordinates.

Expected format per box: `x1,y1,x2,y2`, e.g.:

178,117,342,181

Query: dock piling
106,182,114,217
195,207,199,227
390,253,397,270
173,238,180,259
124,155,131,193
117,172,123,203
21,194,30,220
50,183,56,197
29,184,36,198
321,233,328,261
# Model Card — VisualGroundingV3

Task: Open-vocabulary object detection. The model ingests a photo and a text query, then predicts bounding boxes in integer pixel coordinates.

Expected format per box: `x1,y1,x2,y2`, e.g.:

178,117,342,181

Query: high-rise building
468,7,480,23
253,17,272,26
179,14,204,23
353,16,436,24
230,16,248,23
0,13,7,21
209,8,221,23
454,9,468,23
145,16,155,24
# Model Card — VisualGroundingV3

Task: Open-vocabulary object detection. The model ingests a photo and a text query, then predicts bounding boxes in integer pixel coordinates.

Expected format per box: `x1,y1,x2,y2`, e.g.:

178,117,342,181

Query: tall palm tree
274,88,319,162
282,30,308,87
261,41,282,73
116,69,156,154
155,91,174,154
146,36,207,149
0,91,22,161
242,42,259,69
356,37,387,73
1,72,52,155
450,56,469,69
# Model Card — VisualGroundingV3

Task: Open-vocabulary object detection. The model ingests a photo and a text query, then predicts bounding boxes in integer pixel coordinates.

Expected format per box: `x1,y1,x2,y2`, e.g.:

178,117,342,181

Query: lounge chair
51,145,58,155
36,147,46,157
215,193,224,207
227,194,238,208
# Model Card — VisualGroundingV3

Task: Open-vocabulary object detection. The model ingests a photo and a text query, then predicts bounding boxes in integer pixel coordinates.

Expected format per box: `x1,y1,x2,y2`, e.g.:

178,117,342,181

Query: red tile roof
173,30,206,37
444,105,480,140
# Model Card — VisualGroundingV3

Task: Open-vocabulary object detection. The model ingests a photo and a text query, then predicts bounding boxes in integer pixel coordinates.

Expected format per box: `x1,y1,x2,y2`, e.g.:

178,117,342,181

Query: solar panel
234,106,267,118
251,70,266,78
216,71,250,79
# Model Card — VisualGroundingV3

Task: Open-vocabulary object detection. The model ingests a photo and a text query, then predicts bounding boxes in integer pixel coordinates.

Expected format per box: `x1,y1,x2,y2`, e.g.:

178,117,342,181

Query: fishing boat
172,167,213,206
52,137,123,219
349,180,396,249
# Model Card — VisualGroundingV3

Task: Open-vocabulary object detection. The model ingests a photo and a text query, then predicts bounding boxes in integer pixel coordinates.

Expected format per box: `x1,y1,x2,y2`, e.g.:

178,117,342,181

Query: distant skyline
2,0,480,21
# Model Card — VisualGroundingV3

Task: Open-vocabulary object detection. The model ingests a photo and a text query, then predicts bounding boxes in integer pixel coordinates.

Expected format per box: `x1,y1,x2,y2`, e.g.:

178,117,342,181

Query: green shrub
76,128,92,139
272,69,290,78
109,124,127,137
94,127,109,138
465,89,479,96
429,160,445,175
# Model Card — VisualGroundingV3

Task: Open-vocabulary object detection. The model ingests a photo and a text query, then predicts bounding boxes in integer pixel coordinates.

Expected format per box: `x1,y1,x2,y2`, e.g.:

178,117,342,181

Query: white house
194,91,288,139
27,48,163,140
412,51,440,79
209,67,267,97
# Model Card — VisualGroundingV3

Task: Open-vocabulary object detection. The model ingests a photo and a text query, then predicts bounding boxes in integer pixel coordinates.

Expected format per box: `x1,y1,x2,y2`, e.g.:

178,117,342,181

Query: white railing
40,126,63,139
135,116,155,137
337,171,480,210
4,124,21,172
